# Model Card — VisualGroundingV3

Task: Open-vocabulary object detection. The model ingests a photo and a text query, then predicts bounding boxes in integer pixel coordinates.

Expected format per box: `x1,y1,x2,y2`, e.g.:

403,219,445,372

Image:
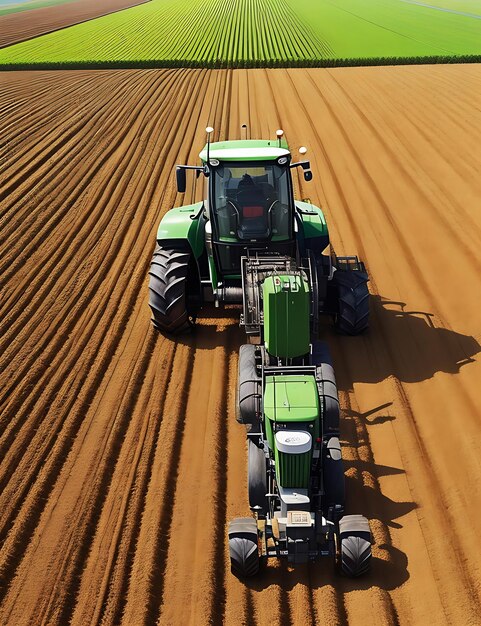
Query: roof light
299,146,307,155
276,129,285,148
206,126,214,134
278,156,288,165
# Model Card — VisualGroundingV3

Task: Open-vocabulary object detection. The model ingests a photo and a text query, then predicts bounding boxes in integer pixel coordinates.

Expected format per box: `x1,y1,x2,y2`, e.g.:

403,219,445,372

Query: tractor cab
195,131,312,277
209,160,290,243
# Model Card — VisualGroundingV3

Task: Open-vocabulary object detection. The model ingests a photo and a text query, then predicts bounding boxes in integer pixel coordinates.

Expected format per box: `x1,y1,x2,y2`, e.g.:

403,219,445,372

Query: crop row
1,54,481,71
0,0,479,67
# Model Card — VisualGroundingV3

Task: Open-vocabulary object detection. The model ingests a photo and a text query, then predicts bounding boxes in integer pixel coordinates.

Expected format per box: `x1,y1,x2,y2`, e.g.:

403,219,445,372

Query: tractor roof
199,139,290,162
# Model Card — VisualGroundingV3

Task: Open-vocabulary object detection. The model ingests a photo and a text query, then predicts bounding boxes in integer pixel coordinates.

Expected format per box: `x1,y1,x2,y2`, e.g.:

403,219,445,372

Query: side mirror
176,167,186,193
304,170,313,182
290,159,310,171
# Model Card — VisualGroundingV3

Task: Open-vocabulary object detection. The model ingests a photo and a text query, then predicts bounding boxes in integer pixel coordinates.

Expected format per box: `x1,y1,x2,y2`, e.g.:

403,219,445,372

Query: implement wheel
248,439,268,514
228,518,260,578
338,514,372,577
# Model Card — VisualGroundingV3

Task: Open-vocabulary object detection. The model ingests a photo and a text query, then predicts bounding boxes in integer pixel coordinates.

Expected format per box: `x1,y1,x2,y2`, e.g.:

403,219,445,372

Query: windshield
212,162,291,242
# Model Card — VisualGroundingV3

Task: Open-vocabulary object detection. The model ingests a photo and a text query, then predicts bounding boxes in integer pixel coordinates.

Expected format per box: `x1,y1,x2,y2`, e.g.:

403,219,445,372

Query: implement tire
333,270,369,335
312,341,340,434
248,439,268,514
228,518,260,578
148,244,196,334
338,515,372,577
236,345,262,426
322,437,345,509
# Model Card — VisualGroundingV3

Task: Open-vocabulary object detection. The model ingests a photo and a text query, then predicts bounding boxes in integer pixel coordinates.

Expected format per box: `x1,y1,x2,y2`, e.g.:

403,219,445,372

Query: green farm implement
230,272,371,576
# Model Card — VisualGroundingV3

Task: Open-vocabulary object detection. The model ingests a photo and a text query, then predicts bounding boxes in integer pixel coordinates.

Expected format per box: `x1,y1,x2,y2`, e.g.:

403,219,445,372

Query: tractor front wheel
148,244,199,334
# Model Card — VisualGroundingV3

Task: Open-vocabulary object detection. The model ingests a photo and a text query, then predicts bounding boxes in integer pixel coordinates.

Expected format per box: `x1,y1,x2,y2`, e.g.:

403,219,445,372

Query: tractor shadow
344,401,396,426
245,545,409,596
325,295,480,389
344,472,417,530
159,306,244,351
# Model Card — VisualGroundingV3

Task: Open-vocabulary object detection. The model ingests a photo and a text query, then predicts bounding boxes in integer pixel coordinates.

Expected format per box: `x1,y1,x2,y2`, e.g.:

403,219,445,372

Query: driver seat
236,187,269,239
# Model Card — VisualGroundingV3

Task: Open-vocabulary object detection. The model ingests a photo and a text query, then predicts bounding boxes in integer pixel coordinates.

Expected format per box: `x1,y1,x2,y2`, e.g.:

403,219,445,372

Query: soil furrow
0,65,480,626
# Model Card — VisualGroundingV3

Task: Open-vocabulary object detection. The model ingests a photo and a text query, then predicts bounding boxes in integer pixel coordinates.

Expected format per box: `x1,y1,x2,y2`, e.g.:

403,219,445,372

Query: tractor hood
264,375,319,423
199,139,289,162
263,374,320,453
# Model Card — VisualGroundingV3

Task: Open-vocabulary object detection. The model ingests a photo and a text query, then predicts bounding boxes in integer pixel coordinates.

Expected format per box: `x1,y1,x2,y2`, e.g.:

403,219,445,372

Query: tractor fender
296,201,330,254
156,202,206,259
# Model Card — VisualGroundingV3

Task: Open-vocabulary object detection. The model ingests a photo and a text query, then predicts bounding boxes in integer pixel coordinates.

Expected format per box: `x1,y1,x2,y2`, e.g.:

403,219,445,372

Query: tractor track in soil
0,65,480,625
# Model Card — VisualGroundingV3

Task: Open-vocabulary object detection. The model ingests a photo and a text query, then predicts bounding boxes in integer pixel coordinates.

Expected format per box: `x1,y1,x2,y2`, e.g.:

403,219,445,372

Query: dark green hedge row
1,55,480,71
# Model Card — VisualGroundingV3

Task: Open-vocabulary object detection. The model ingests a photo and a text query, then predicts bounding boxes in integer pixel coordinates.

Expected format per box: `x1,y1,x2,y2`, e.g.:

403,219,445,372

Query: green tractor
148,128,372,576
148,128,369,335
229,270,371,577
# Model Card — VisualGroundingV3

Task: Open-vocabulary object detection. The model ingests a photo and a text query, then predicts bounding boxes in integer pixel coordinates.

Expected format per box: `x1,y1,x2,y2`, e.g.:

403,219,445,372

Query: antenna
206,126,214,163
276,129,284,148
241,124,248,140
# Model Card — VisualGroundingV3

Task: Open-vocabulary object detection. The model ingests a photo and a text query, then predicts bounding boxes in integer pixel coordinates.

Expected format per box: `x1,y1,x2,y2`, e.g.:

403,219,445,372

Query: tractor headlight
277,156,288,165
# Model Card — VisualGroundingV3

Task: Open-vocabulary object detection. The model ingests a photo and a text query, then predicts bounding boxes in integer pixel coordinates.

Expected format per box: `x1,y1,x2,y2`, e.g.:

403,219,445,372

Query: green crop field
0,0,76,17
0,0,480,67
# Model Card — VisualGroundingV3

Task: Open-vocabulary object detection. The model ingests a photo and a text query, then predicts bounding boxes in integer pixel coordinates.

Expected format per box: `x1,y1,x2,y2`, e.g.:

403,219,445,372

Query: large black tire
322,437,345,509
333,270,369,335
148,244,197,334
340,536,371,577
312,341,340,434
248,439,268,513
338,515,372,577
236,345,262,426
228,517,260,578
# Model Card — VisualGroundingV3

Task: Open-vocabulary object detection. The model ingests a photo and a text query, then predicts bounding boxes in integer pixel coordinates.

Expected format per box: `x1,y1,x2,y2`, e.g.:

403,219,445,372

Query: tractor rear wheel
333,270,369,335
148,244,198,334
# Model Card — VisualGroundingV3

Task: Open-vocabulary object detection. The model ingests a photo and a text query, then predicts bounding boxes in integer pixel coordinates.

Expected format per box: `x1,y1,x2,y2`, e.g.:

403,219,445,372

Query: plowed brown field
1,65,481,626
0,0,149,48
